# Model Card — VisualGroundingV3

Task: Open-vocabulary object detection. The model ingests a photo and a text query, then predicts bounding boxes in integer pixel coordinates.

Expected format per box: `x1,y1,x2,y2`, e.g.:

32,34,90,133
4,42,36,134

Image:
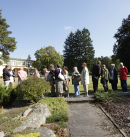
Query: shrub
94,91,119,104
0,85,16,106
15,77,51,102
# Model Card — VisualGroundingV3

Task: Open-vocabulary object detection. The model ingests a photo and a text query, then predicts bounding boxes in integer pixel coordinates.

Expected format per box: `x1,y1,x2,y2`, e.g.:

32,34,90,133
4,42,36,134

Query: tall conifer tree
63,28,95,72
0,10,16,61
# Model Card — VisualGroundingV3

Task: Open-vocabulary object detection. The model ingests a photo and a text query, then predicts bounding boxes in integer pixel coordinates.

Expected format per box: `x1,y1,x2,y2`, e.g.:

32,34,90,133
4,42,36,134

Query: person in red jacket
119,62,128,93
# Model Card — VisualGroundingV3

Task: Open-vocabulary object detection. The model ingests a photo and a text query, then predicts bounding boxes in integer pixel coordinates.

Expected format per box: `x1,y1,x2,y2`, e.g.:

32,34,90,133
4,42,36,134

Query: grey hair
111,64,115,67
73,67,78,71
119,62,123,66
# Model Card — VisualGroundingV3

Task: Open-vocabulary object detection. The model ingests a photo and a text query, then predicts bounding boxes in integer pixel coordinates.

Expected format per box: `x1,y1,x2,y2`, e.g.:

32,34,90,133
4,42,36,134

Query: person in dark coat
55,64,64,97
92,61,101,92
3,65,11,89
109,64,118,91
49,64,56,96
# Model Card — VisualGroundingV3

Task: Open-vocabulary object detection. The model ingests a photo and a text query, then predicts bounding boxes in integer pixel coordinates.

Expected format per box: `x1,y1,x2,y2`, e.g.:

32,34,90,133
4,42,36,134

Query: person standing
72,67,80,97
119,62,128,93
55,64,64,97
43,68,50,80
9,67,15,88
81,62,89,97
92,61,101,92
63,66,69,98
48,64,56,96
101,65,110,92
33,69,40,78
3,65,11,89
109,64,118,91
17,68,27,84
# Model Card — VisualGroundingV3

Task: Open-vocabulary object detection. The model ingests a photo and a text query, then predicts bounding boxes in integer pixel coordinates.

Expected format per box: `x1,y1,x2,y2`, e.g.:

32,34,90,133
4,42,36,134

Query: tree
111,55,120,71
95,56,111,70
0,10,16,61
27,54,31,60
63,28,95,72
113,14,130,70
33,46,64,74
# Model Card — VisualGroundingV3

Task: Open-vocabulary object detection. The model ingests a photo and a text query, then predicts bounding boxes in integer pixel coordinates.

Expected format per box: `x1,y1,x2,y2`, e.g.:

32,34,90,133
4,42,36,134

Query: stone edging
99,104,128,137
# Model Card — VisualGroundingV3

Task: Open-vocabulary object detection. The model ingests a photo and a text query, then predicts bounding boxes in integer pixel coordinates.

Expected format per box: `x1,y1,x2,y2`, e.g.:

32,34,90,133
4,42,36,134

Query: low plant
39,97,68,123
15,77,51,102
94,91,119,104
0,85,16,106
10,132,41,137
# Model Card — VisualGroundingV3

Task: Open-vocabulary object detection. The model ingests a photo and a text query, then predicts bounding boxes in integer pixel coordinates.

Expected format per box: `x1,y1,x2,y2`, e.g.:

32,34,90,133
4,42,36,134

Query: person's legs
103,80,108,92
83,84,88,96
113,80,117,91
123,80,127,92
74,85,79,96
5,81,10,89
93,79,98,92
77,85,80,95
121,80,124,91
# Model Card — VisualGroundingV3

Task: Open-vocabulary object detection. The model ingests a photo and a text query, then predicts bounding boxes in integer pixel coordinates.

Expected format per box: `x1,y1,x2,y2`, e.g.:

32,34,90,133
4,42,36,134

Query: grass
38,97,68,127
68,75,130,94
0,107,28,134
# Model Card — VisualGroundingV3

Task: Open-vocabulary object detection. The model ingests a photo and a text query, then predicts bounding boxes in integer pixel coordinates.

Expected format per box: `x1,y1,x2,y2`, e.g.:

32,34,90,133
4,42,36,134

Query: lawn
68,75,130,94
0,75,130,94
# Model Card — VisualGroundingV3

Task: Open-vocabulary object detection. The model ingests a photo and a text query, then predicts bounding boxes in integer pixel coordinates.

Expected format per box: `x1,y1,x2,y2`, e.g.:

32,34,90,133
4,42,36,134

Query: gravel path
68,103,123,137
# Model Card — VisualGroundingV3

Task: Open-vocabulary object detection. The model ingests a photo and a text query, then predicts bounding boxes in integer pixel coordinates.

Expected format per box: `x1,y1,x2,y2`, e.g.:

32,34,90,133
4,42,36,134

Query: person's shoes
74,95,79,97
84,95,89,97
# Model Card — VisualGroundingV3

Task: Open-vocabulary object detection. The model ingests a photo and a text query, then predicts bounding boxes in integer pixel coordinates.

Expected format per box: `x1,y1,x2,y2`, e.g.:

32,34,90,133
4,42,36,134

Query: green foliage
33,46,64,74
63,28,95,72
97,56,111,70
39,97,68,123
15,77,51,102
113,14,130,70
10,132,41,137
94,91,119,104
111,55,120,71
0,60,3,65
0,85,16,105
0,10,16,61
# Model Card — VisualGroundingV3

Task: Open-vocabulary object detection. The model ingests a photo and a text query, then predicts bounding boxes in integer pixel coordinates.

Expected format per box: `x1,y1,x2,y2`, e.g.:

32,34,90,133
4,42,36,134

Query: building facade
0,51,35,76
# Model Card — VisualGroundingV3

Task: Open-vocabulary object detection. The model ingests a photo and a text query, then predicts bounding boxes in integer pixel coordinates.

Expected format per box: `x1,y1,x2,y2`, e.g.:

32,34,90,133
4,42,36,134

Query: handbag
58,69,65,81
46,73,52,81
76,76,81,82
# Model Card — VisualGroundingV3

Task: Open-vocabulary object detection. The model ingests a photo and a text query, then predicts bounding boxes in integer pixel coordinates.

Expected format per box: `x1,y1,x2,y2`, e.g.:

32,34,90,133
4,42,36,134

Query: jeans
103,80,108,92
121,80,127,92
74,85,80,96
93,79,98,92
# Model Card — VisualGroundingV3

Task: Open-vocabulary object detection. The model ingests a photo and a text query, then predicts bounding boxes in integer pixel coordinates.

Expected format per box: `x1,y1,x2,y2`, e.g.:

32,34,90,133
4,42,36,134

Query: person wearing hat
109,64,118,91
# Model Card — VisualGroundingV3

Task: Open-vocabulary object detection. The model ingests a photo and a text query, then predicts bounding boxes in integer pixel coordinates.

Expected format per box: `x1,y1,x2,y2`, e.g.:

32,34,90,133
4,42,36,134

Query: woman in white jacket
81,62,89,97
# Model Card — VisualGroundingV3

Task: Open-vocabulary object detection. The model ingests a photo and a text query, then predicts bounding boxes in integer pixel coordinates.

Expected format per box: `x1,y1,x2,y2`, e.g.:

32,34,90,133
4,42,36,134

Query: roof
10,58,35,62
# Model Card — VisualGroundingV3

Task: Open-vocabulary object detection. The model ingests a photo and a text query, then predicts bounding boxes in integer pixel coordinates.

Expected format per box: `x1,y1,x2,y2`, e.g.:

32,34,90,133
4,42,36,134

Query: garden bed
100,95,130,137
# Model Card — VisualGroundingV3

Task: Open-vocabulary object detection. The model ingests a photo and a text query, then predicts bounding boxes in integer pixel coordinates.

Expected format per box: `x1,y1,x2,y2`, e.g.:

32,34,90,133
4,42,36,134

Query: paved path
68,103,123,137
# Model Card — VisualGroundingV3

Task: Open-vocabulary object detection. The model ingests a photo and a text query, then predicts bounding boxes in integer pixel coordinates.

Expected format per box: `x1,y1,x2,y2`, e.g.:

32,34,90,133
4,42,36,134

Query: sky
0,0,130,60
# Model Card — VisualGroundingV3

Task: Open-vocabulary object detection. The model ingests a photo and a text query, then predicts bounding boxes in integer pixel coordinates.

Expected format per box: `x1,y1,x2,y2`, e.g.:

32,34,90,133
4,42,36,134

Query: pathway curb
99,104,128,137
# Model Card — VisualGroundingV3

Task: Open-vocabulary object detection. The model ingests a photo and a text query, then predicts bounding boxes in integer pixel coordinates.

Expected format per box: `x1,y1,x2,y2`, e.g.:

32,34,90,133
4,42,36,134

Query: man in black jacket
92,61,101,92
3,65,11,89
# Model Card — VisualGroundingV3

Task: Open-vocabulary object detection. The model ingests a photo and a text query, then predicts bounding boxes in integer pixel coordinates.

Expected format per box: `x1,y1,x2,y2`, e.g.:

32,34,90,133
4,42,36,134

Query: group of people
44,61,129,98
43,62,89,97
3,61,129,96
92,61,129,93
3,65,27,89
